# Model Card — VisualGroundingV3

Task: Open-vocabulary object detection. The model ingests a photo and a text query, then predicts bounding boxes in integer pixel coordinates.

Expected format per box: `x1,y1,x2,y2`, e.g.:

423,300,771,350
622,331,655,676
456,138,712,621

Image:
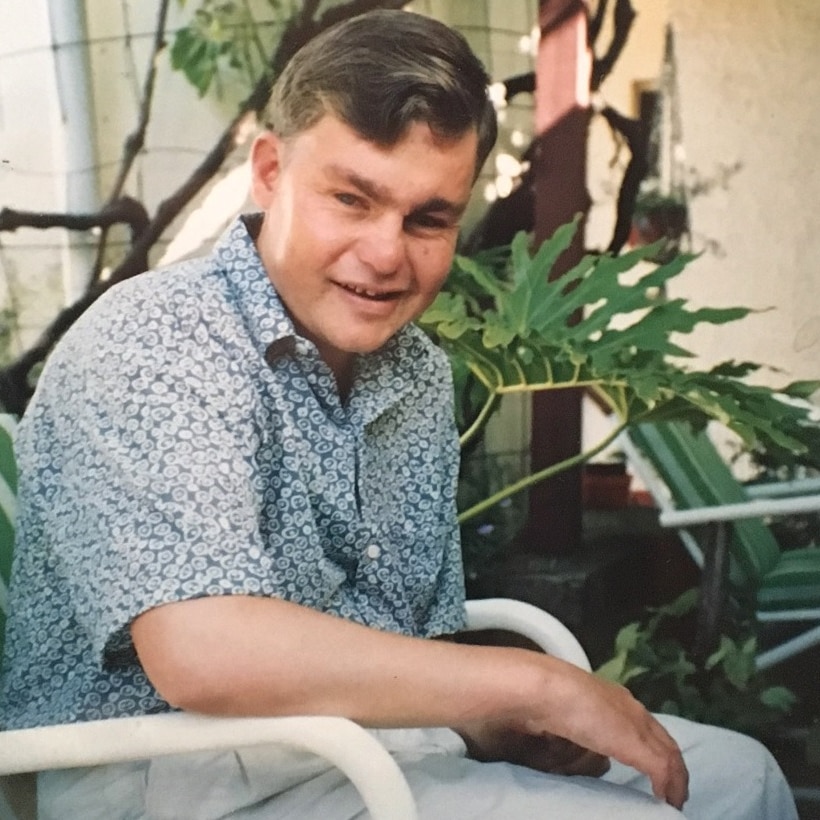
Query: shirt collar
348,324,438,427
213,213,296,363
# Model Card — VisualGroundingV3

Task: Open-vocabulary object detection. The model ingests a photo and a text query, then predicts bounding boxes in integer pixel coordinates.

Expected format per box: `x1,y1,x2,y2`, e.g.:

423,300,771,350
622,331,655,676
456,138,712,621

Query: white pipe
659,494,820,528
45,0,99,304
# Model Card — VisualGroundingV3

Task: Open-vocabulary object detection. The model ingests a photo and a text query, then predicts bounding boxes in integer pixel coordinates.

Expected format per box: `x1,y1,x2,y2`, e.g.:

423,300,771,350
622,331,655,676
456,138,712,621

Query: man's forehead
286,115,477,204
286,113,479,170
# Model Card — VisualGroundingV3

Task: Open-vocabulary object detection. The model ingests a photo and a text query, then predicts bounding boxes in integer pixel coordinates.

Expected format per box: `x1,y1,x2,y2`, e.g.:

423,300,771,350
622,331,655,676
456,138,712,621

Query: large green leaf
419,221,819,468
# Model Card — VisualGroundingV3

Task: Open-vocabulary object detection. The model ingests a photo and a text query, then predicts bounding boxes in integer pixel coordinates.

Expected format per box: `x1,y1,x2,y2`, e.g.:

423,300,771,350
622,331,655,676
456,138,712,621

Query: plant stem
459,391,498,449
589,382,627,419
494,378,628,395
240,0,271,71
457,420,628,524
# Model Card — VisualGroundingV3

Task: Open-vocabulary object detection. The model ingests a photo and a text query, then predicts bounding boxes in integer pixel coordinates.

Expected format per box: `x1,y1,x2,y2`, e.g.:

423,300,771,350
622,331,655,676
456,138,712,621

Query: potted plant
628,182,688,263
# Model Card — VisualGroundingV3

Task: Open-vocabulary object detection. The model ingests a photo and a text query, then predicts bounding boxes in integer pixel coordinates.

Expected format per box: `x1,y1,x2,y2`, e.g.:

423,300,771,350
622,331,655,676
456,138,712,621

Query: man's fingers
649,751,689,809
553,750,611,778
644,720,689,809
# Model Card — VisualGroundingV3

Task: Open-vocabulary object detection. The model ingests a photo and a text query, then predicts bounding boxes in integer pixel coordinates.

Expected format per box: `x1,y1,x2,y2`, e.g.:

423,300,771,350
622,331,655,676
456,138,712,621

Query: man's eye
407,214,451,231
335,192,361,207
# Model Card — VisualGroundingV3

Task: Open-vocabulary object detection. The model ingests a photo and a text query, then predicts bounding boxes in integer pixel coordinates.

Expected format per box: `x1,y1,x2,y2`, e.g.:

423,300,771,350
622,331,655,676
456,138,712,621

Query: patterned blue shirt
0,215,466,729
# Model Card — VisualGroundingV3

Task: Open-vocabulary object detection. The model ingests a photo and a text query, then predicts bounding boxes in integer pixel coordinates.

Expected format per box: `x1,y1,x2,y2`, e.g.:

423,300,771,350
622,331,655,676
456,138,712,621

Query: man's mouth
338,282,401,302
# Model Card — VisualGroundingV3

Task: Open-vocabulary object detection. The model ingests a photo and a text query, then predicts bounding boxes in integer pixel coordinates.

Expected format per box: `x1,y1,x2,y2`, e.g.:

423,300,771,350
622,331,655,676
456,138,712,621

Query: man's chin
337,330,400,356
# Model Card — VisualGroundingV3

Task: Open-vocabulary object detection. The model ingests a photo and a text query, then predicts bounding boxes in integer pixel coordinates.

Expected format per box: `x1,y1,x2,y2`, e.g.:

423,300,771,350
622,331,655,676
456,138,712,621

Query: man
0,9,796,818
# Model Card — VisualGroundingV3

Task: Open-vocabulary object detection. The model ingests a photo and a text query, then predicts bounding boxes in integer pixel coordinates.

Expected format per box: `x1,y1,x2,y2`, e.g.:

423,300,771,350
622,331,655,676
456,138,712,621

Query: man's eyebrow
411,197,468,220
327,164,467,218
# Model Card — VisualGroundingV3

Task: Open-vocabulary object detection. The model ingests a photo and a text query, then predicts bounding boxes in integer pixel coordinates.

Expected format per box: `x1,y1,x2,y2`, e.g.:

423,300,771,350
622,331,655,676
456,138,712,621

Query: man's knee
655,713,796,819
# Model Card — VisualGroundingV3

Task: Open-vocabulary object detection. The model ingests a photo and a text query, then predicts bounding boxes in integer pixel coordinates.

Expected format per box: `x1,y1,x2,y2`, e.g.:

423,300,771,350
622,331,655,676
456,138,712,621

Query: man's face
250,114,478,383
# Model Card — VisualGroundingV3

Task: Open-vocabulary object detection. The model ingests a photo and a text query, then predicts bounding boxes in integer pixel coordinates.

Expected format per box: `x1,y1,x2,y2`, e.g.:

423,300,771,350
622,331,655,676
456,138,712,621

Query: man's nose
358,215,406,276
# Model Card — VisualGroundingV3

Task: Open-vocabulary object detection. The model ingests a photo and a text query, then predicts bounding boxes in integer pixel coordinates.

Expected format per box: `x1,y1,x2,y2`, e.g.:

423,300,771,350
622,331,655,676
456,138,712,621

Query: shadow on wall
795,317,820,355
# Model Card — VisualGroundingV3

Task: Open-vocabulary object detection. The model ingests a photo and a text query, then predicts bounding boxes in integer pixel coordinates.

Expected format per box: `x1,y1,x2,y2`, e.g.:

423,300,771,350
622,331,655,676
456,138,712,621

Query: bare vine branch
0,197,149,240
600,106,649,254
591,0,635,91
109,0,173,201
93,0,173,282
588,0,609,46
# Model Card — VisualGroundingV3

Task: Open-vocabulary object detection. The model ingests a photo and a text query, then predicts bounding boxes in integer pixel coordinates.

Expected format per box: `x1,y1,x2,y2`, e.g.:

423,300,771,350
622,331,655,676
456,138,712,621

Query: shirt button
366,544,381,560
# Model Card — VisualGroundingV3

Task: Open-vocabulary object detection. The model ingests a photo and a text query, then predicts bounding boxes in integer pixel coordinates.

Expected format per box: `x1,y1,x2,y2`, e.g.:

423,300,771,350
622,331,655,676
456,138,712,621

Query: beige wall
667,0,820,386
584,0,819,457
586,0,820,392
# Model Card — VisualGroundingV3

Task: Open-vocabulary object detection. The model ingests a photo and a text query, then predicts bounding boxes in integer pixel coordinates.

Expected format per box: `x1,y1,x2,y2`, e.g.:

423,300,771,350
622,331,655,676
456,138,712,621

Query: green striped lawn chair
622,420,820,670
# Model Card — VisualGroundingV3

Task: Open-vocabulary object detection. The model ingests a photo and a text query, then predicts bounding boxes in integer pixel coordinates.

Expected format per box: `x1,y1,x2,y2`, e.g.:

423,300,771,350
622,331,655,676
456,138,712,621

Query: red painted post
526,0,592,553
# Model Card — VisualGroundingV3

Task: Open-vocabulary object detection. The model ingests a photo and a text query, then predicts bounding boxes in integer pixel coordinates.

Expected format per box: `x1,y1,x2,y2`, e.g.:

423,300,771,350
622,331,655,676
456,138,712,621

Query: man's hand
519,666,690,809
452,661,688,810
458,722,610,778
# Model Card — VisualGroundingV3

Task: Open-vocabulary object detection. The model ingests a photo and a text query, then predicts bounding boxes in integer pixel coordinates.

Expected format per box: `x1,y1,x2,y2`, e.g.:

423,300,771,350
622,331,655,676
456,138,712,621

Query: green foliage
420,219,820,471
457,451,528,580
430,245,509,438
596,589,796,735
633,188,687,216
171,0,292,96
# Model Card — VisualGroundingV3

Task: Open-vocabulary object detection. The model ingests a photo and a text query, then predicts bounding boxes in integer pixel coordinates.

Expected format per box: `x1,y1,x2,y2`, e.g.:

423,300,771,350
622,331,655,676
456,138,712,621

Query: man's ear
250,131,284,209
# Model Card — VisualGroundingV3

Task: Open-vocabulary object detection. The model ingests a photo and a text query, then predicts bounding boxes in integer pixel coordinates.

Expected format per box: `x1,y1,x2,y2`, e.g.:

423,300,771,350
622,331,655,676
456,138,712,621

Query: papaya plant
419,219,820,524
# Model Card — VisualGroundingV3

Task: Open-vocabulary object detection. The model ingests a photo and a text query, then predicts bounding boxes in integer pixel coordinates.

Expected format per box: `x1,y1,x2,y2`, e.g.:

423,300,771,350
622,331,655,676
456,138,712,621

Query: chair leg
693,522,729,663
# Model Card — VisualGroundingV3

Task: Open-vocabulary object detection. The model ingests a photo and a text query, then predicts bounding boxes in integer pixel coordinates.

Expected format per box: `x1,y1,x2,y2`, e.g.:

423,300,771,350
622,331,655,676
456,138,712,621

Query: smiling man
0,9,797,819
250,113,477,398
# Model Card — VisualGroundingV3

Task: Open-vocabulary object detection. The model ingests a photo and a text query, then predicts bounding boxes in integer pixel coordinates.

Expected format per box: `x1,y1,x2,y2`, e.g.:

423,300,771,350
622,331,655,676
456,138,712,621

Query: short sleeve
19,283,276,667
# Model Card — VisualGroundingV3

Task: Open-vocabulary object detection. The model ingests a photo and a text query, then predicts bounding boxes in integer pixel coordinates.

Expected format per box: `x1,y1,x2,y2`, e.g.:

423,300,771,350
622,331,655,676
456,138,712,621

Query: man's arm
131,595,688,808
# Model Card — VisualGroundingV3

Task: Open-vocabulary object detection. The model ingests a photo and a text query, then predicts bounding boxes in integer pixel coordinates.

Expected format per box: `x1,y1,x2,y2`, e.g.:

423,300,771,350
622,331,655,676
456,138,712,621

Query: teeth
344,284,392,300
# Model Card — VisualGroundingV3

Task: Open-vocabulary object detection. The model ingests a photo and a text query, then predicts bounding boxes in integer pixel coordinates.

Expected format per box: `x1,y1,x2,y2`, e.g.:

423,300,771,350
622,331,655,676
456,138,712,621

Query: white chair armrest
0,713,416,820
658,493,820,528
464,598,591,671
0,598,589,820
744,476,820,499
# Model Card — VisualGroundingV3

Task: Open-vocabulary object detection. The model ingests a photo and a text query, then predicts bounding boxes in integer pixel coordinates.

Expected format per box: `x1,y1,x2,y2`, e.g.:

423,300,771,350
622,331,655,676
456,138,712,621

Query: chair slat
0,414,18,662
630,421,780,584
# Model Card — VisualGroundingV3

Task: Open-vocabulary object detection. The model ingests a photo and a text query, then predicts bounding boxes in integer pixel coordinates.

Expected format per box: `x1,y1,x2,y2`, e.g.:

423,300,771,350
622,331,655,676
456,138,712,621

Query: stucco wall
583,0,819,467
668,0,820,386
